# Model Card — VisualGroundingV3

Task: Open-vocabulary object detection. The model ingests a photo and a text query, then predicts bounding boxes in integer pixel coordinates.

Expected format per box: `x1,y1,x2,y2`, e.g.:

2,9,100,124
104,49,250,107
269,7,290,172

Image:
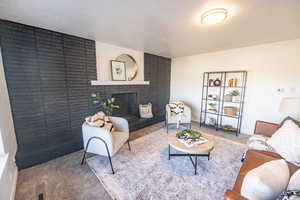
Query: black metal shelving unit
200,71,247,136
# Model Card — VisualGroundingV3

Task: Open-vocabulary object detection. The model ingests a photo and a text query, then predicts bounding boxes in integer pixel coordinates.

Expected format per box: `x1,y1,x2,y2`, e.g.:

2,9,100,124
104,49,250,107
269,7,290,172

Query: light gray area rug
87,129,246,200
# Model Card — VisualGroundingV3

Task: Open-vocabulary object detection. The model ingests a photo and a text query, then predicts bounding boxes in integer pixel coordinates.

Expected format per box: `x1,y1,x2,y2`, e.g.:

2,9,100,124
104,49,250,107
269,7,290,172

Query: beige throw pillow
241,159,290,200
267,120,300,166
139,103,153,119
85,112,115,132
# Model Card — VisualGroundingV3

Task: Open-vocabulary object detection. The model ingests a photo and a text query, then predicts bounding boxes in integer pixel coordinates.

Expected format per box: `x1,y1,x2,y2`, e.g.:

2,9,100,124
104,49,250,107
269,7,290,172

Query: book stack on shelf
200,71,247,136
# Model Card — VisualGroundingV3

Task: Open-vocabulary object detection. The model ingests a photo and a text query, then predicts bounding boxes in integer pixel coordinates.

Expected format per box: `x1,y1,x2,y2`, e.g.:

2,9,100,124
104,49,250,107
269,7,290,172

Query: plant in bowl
176,129,202,141
208,103,217,112
176,129,207,147
230,90,240,103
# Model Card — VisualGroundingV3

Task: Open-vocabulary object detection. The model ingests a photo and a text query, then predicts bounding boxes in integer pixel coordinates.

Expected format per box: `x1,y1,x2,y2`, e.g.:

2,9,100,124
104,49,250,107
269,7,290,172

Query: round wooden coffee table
168,131,214,175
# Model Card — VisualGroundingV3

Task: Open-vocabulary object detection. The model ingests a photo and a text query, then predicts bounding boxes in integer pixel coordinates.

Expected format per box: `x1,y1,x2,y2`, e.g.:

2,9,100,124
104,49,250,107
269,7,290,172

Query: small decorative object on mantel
111,60,126,81
213,78,222,86
176,129,208,148
116,54,139,81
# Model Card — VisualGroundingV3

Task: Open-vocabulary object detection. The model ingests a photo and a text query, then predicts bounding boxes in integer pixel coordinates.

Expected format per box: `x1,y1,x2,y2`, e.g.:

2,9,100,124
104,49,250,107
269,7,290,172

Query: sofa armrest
254,120,279,137
224,190,248,200
232,149,282,193
110,117,129,133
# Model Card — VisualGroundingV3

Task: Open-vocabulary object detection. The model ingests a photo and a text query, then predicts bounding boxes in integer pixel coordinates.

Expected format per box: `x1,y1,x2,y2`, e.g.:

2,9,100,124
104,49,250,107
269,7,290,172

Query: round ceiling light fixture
201,8,228,24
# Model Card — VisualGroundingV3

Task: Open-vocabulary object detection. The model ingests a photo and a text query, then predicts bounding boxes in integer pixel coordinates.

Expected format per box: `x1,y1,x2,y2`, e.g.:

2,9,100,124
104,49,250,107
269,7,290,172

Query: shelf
91,80,150,85
200,123,238,133
222,114,240,119
201,70,247,136
202,110,241,119
204,85,244,88
204,70,247,74
202,99,243,104
225,86,244,88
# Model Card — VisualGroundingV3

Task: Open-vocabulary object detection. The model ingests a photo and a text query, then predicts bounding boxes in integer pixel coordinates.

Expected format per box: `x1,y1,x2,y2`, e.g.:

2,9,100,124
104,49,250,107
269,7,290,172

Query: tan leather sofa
224,121,300,200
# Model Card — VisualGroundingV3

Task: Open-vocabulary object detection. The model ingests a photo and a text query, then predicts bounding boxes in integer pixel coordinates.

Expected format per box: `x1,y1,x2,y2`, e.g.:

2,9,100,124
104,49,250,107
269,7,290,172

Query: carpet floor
87,128,246,200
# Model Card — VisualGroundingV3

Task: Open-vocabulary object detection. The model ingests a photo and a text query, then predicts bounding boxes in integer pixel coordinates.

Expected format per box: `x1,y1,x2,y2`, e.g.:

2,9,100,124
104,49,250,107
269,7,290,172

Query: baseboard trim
10,164,18,200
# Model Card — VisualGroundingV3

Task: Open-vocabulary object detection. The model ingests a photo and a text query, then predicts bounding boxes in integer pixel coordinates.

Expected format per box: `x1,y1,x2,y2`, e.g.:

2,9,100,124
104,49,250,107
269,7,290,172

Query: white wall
171,39,300,134
0,49,18,200
95,42,144,81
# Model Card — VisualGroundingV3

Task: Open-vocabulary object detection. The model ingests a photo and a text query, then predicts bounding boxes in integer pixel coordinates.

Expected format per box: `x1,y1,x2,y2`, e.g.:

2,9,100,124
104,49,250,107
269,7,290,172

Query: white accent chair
81,116,130,174
165,104,192,133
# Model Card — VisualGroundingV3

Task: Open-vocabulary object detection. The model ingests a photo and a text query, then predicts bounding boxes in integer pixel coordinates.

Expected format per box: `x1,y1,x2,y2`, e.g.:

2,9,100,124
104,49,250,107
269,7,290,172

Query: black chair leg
82,136,115,174
127,140,131,151
81,150,87,165
167,124,169,133
107,152,115,174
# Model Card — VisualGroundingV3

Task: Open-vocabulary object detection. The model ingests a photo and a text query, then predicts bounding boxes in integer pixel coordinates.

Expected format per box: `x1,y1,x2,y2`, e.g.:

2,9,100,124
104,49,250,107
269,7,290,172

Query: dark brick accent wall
0,19,171,169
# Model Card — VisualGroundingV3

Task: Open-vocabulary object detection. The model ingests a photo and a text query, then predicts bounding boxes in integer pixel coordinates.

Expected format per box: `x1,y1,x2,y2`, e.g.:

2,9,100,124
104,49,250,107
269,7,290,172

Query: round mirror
116,54,138,81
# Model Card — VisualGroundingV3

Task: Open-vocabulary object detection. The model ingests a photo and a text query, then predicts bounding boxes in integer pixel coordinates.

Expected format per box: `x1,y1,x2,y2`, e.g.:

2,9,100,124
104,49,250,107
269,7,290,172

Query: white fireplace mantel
91,80,150,85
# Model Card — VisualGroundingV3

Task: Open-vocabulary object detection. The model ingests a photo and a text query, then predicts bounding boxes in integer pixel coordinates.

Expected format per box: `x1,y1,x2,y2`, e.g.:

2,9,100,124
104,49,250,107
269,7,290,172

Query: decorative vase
208,79,214,86
213,78,221,86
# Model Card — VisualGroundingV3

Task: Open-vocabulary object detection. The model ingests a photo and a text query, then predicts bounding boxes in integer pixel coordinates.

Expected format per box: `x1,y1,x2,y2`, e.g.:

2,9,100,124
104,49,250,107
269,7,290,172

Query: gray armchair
81,116,130,174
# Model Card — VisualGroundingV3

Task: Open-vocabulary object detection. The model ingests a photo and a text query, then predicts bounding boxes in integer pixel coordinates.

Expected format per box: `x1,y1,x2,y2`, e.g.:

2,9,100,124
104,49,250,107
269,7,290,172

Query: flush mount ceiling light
201,8,228,24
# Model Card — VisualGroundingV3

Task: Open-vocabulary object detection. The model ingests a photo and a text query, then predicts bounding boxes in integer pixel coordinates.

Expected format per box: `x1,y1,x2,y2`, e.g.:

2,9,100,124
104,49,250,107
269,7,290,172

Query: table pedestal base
168,145,210,175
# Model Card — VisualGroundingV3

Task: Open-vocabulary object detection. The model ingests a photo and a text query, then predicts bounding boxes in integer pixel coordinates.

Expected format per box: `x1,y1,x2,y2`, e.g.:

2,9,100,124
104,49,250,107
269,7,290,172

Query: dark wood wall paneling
0,19,171,169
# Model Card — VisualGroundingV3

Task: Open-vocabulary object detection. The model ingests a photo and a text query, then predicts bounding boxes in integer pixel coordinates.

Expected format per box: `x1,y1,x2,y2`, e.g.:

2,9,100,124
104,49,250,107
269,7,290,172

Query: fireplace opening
112,93,138,121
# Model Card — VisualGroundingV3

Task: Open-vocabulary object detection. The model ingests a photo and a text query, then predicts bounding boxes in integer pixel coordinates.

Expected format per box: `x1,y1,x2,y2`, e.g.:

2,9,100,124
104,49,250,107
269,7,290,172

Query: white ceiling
0,0,300,58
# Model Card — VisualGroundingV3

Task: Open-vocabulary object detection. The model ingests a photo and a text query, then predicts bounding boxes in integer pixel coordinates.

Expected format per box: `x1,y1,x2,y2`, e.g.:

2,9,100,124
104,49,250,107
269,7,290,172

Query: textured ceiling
0,0,300,57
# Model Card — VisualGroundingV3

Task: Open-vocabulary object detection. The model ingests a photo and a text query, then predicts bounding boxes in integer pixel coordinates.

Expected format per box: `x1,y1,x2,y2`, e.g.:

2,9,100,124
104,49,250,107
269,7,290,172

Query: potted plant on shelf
208,103,217,113
230,90,240,103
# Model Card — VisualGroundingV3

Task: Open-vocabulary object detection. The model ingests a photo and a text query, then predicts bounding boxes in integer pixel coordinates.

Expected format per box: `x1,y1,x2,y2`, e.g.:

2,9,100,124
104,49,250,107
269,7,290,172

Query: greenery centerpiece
176,129,202,140
176,129,207,147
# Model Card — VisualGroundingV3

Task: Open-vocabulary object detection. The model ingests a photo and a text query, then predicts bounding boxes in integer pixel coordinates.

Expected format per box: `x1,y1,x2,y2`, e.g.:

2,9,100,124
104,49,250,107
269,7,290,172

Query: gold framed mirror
116,54,138,81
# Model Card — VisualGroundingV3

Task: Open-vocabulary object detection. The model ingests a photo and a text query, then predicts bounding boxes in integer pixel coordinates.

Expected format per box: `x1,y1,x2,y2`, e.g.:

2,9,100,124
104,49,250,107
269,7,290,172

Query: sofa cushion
288,169,300,190
111,131,129,155
241,159,290,200
267,120,300,166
